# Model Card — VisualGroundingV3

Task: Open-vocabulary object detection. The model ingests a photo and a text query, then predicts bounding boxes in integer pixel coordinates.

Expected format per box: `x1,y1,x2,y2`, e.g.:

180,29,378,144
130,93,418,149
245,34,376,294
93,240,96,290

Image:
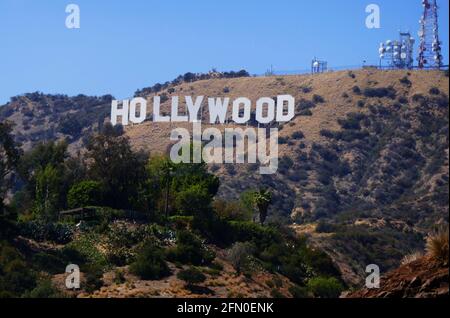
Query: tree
34,165,64,221
144,154,219,220
0,122,21,215
86,123,147,210
67,180,103,208
17,141,73,218
18,140,69,197
253,189,272,225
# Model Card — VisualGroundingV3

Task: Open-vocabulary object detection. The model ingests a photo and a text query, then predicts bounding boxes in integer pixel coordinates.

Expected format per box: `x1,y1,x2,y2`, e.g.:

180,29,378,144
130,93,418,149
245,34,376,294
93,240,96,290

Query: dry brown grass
401,251,424,265
426,226,449,265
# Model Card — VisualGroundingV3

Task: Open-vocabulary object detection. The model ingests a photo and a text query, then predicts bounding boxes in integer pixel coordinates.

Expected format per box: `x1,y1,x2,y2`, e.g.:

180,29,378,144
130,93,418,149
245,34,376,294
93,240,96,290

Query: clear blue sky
1,0,449,105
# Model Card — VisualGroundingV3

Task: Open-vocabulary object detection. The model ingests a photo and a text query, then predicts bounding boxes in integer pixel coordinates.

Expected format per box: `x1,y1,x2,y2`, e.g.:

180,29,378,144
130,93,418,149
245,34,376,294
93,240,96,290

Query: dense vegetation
0,121,341,298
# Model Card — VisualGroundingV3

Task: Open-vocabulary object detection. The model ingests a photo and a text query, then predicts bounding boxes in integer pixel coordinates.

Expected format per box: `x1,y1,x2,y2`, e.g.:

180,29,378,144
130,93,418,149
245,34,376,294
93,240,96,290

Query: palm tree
253,189,272,225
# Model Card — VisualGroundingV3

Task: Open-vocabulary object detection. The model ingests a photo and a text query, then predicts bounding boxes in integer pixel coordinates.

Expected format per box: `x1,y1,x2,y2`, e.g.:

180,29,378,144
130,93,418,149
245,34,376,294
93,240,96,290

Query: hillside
125,69,450,284
1,69,449,286
346,255,448,298
0,93,112,153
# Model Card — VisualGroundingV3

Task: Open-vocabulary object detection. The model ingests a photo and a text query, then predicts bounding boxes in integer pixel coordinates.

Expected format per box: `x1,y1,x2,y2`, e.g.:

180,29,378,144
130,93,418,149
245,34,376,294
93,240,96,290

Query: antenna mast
418,0,443,69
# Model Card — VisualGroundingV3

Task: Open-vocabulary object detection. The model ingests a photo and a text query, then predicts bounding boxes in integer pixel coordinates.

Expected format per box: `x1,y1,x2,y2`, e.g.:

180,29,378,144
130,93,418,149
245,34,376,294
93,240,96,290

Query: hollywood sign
111,95,296,174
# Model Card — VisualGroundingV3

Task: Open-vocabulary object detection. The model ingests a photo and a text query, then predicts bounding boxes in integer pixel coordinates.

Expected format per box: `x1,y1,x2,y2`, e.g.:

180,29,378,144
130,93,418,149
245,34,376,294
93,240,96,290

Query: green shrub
177,267,206,286
307,277,343,298
0,243,37,297
289,285,310,298
352,86,361,95
299,109,313,116
167,230,215,266
429,87,440,95
65,233,108,268
169,216,194,229
84,263,104,293
312,94,325,103
228,221,281,248
363,86,396,99
32,252,66,274
130,243,171,280
113,269,126,284
67,181,103,209
18,221,74,244
297,99,316,111
23,279,63,298
291,131,305,140
226,242,255,273
278,137,288,145
399,76,412,87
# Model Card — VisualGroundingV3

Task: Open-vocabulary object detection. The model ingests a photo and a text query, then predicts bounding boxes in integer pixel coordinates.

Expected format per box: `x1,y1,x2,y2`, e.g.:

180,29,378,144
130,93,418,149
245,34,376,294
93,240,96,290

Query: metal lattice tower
418,0,443,69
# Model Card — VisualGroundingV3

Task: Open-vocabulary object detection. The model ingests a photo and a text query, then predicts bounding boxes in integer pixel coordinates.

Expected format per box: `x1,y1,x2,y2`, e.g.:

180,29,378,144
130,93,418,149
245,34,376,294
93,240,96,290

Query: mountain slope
1,69,449,285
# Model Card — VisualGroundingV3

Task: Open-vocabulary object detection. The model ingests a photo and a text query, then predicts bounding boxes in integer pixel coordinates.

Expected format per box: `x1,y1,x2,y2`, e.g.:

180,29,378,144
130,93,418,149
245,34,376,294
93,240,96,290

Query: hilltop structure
418,0,443,69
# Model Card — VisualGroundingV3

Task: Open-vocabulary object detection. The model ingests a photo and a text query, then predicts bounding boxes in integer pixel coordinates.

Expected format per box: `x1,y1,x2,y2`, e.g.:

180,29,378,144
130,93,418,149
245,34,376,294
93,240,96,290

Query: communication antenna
418,0,443,69
379,31,415,69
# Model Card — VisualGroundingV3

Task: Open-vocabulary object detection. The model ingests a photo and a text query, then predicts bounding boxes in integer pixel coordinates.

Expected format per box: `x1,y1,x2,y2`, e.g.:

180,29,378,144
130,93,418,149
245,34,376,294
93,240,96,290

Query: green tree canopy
86,123,147,210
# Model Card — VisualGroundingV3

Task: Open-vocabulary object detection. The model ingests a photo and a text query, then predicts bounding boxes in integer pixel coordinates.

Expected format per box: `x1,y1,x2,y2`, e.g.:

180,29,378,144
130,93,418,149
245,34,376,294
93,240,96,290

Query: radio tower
418,0,443,69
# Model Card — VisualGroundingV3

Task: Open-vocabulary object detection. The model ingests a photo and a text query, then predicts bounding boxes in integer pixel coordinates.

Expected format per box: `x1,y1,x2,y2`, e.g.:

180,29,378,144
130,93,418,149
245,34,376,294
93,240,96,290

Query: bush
306,277,343,298
18,221,74,244
114,269,126,284
23,279,63,298
426,226,449,264
429,87,441,95
296,99,316,111
299,85,312,93
227,242,255,273
67,181,103,209
84,263,104,293
0,243,37,297
129,243,171,280
167,230,215,266
291,131,304,140
299,109,313,116
32,252,66,274
312,95,325,103
398,96,408,104
65,233,107,268
177,267,206,286
399,76,412,87
352,86,361,95
228,221,281,248
289,285,310,298
412,94,425,103
363,86,396,99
